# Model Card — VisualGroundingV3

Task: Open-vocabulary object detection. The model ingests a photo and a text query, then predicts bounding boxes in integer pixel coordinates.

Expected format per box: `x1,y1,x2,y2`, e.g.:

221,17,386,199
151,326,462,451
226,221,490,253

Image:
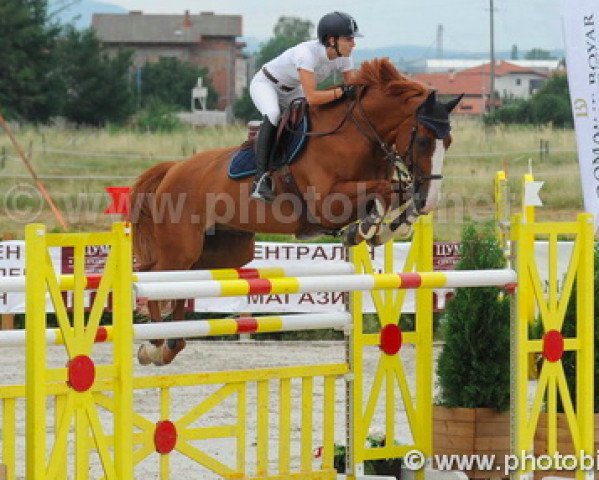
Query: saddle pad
227,115,309,180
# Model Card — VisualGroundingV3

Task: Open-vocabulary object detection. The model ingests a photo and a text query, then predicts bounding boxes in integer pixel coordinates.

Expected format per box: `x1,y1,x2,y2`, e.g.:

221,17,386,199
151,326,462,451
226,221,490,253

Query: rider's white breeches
249,70,303,125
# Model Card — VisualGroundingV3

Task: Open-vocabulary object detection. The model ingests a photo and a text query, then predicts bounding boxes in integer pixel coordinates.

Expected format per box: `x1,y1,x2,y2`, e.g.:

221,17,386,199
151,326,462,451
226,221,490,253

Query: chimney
448,69,455,82
183,10,192,28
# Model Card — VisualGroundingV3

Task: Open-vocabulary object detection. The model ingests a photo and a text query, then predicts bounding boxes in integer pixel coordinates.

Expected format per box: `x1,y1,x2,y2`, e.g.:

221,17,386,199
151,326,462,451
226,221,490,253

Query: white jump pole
0,263,356,293
0,312,351,347
134,269,518,301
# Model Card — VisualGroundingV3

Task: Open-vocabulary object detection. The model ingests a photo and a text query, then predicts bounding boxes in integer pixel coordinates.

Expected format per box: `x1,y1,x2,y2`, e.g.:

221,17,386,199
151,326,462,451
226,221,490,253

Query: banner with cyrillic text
0,241,458,314
0,241,573,314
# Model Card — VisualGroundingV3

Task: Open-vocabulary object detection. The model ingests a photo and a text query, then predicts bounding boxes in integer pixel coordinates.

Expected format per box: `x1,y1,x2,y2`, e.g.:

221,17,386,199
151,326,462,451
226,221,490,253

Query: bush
131,99,184,132
436,222,511,411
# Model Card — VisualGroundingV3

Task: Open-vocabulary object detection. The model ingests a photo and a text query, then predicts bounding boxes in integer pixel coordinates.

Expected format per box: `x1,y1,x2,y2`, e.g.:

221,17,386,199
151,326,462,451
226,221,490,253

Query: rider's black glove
341,84,357,100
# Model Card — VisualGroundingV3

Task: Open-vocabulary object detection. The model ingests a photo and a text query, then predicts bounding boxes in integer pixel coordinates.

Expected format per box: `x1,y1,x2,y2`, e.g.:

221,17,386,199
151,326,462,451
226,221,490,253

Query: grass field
0,119,579,241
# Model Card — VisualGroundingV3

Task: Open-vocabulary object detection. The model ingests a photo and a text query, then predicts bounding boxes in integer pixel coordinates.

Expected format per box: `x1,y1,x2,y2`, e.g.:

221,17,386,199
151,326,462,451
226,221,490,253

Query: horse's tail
130,161,177,271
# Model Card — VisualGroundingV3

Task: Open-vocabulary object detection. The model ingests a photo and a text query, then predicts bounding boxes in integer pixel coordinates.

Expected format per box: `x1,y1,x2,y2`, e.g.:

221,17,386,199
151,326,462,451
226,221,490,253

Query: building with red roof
413,61,548,116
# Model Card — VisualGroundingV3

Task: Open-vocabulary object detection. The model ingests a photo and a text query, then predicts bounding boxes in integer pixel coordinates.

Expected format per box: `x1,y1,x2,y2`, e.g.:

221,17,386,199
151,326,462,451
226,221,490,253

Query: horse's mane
350,58,428,103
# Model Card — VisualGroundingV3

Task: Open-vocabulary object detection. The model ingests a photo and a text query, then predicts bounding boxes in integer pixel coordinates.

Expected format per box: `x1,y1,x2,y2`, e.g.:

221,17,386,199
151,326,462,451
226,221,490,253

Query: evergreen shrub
436,222,511,411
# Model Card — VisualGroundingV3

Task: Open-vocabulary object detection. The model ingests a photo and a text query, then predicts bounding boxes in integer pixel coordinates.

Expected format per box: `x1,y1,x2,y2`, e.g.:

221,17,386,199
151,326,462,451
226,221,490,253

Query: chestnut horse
131,58,461,365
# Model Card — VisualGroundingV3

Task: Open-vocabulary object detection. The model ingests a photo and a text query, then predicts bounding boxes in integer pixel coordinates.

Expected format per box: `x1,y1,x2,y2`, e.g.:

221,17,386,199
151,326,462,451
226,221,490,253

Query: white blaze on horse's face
420,139,446,214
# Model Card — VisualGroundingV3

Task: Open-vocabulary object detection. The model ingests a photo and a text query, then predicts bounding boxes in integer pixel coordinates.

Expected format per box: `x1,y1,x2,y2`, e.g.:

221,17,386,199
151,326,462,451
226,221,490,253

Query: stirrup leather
251,173,275,202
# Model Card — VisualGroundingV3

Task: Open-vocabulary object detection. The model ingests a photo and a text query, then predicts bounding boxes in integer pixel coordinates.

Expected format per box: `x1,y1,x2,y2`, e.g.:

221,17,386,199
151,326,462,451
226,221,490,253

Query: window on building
515,78,521,86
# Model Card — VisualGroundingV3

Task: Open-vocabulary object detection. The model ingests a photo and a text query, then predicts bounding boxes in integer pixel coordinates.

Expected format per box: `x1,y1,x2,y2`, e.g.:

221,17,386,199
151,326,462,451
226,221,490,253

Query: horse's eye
416,136,432,150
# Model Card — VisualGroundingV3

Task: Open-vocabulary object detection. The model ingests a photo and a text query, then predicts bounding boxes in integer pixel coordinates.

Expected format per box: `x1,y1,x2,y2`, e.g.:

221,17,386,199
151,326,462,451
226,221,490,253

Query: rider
249,11,362,202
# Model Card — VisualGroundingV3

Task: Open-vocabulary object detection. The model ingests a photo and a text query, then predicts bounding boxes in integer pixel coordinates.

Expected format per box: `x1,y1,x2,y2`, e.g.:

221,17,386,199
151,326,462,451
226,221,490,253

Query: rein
286,97,358,138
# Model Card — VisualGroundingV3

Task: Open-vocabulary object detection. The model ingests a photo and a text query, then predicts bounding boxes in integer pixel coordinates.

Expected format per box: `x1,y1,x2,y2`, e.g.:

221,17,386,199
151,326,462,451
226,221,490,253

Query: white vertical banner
560,0,599,230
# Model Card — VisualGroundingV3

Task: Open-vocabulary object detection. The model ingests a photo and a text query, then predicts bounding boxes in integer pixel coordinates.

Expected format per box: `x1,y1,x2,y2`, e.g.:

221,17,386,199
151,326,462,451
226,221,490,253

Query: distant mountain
241,38,563,66
353,45,565,63
49,0,127,29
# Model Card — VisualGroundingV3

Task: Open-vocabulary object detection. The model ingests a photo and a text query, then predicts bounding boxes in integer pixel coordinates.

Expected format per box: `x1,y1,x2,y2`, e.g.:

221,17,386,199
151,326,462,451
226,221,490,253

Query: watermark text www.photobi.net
1,183,508,228
403,449,599,475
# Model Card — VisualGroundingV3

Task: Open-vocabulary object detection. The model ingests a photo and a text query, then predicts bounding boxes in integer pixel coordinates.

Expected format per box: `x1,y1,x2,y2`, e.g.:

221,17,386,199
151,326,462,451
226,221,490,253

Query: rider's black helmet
317,11,363,45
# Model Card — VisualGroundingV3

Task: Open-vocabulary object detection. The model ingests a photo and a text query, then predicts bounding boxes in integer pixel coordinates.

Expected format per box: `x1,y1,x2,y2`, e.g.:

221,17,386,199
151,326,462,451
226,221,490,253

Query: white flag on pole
560,0,599,231
524,181,544,207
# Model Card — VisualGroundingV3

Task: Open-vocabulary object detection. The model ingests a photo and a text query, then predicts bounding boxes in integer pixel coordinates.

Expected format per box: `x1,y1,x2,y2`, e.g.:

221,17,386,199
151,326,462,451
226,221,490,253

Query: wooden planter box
533,412,599,479
433,405,510,479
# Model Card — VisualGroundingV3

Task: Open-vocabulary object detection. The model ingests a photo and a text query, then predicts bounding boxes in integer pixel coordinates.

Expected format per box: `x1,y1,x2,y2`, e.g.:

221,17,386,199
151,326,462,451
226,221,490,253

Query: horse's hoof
161,339,186,365
393,223,414,239
367,234,386,247
137,342,166,366
137,344,155,366
341,223,361,247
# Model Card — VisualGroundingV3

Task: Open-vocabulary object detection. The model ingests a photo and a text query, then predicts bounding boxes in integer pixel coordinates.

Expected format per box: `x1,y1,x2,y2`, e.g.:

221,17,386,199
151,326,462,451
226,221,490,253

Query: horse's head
399,90,463,215
341,58,462,245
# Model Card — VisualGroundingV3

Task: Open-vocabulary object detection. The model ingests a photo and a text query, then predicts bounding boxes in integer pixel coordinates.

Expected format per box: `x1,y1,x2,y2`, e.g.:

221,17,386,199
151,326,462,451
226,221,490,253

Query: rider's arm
298,68,343,105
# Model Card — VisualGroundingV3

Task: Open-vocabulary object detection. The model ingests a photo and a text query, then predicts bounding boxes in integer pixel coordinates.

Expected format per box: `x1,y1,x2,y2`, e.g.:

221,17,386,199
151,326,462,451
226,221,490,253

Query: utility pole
489,0,496,113
436,24,444,59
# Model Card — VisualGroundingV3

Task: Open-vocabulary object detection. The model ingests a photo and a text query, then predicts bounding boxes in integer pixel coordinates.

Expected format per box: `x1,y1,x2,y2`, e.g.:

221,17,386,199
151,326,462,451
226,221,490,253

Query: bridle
292,86,444,188
350,86,444,182
285,85,446,213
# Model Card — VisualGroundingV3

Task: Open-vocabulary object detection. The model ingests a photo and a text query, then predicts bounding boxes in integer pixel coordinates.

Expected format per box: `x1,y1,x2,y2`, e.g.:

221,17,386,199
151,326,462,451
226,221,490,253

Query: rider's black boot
250,116,277,203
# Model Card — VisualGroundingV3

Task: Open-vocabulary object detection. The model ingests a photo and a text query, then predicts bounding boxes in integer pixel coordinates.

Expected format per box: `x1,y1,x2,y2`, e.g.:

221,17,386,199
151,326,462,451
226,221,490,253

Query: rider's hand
341,84,357,100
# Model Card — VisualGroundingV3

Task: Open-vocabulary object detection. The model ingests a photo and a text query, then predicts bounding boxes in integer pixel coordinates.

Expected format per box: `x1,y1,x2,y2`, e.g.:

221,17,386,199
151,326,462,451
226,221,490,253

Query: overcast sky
105,0,564,52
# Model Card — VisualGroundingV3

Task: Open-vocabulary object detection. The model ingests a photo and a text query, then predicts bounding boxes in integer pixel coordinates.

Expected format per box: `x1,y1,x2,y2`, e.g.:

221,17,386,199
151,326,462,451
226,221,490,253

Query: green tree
485,74,572,127
0,0,62,121
436,222,511,411
257,16,313,68
57,27,135,125
233,87,260,122
234,16,313,121
139,57,217,110
525,48,554,60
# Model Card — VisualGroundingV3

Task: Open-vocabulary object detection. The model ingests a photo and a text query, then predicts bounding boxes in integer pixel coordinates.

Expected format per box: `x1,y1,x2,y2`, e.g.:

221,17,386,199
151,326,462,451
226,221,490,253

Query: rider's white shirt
263,39,354,87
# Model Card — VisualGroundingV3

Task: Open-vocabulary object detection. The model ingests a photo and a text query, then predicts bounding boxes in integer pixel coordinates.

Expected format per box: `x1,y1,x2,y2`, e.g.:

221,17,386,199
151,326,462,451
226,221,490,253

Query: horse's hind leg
137,299,187,366
137,224,203,366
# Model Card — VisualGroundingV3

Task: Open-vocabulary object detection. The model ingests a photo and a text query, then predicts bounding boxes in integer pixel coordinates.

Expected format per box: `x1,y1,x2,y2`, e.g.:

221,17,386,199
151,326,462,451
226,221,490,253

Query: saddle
228,98,309,180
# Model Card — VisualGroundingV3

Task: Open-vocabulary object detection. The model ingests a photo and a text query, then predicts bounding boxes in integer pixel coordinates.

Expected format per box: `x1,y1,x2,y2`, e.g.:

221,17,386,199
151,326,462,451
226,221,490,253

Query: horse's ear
380,58,398,83
445,93,464,113
420,90,437,113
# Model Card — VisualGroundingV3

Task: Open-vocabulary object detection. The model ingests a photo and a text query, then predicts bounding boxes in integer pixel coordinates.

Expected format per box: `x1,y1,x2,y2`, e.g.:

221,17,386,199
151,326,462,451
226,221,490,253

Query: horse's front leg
368,198,420,245
312,179,397,247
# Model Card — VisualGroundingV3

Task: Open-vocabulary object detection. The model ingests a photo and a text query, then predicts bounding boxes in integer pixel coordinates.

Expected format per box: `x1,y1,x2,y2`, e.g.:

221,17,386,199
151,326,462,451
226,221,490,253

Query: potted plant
433,222,511,479
328,431,402,479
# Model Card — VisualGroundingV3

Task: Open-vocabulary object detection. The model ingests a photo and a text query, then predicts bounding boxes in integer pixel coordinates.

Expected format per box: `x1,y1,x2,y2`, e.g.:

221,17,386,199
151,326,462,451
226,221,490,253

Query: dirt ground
1,338,442,479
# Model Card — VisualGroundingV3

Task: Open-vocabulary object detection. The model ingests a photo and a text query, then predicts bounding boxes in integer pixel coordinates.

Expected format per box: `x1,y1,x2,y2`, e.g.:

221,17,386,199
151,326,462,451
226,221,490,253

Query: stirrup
251,173,275,203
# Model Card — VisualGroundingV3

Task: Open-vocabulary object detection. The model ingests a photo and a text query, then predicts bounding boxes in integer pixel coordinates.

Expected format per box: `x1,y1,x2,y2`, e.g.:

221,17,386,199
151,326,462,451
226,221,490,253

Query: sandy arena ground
1,338,442,479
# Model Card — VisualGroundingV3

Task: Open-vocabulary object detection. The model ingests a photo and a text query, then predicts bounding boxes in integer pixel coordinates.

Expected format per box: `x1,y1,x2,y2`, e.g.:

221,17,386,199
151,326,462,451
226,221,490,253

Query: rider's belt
262,67,294,92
